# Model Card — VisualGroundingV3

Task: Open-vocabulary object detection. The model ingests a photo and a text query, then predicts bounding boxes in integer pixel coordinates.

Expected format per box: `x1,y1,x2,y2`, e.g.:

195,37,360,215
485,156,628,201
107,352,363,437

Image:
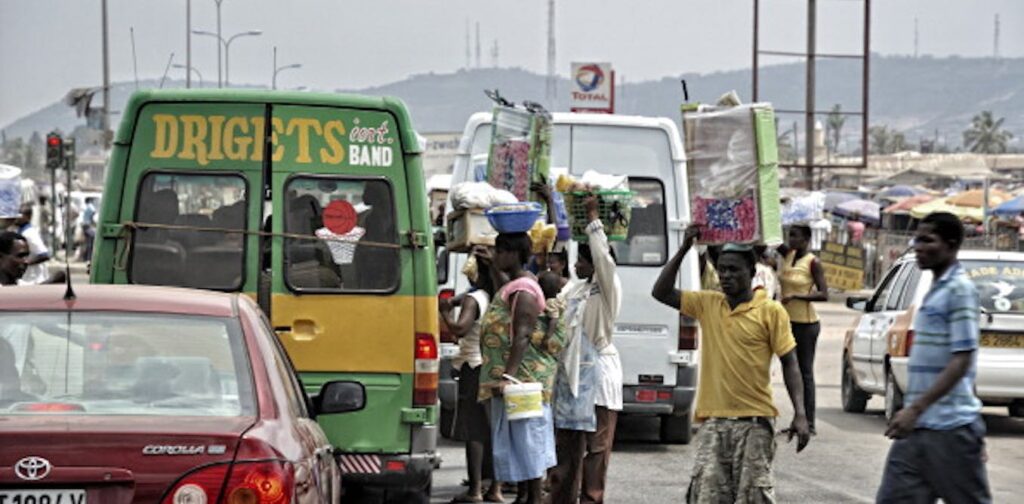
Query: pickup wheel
841,356,869,413
885,367,904,422
659,413,693,444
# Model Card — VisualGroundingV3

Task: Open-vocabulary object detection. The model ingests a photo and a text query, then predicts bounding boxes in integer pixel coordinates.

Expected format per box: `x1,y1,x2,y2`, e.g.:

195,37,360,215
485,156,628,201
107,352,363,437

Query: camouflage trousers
686,418,776,504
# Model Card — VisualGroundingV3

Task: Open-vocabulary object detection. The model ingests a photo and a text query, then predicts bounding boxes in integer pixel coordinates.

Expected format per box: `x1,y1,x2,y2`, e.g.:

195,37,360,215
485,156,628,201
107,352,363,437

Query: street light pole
224,30,262,86
215,0,223,87
272,46,302,90
101,0,111,149
194,29,260,88
173,64,204,88
186,0,191,88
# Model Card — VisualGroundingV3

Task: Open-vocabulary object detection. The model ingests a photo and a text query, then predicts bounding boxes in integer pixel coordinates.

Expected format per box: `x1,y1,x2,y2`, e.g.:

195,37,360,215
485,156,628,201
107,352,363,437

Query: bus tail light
414,333,439,406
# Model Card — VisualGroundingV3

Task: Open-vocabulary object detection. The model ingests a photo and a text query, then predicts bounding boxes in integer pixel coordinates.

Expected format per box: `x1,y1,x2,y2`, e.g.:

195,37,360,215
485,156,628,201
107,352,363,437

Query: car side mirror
846,296,868,312
316,380,366,415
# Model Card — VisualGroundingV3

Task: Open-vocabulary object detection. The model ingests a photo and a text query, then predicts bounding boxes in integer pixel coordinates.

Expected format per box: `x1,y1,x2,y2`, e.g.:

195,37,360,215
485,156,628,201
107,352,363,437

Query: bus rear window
283,177,400,292
130,173,247,290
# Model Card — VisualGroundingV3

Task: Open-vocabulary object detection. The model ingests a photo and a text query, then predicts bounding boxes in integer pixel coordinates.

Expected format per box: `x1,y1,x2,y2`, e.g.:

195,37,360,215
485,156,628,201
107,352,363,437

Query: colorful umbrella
833,198,881,226
945,189,1011,208
824,191,859,211
992,196,1024,217
909,197,984,222
883,194,935,214
879,185,928,199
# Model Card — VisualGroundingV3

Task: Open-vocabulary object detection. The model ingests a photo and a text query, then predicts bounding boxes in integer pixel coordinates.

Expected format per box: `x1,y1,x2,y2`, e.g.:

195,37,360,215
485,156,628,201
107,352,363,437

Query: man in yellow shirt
652,225,810,503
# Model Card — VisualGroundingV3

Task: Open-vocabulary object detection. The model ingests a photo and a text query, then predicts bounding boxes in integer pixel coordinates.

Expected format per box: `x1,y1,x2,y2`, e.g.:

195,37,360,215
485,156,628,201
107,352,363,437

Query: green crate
565,190,633,242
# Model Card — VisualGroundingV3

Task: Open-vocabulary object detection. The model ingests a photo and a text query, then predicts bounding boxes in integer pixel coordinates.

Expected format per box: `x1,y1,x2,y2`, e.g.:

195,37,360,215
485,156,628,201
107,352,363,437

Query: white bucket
502,375,544,421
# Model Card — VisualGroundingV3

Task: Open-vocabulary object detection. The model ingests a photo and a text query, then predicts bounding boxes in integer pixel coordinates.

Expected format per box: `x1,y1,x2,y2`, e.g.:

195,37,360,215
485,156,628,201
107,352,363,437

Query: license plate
635,389,656,403
981,333,1024,348
0,490,86,504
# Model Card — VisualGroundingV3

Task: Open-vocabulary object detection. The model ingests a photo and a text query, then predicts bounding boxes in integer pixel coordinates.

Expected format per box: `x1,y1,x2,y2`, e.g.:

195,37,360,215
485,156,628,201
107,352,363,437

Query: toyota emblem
14,456,52,481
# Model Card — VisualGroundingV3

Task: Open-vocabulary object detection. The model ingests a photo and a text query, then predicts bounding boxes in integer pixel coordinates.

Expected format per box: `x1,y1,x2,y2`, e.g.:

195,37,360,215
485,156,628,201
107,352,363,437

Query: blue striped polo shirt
907,262,982,430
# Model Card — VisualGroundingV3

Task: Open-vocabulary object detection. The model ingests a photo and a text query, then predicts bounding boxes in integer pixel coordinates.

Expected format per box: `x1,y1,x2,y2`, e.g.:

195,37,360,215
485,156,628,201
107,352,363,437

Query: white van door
566,123,693,389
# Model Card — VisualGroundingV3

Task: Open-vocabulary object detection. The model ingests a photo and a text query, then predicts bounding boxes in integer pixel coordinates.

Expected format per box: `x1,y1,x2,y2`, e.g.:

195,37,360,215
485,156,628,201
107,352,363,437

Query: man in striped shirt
876,212,990,503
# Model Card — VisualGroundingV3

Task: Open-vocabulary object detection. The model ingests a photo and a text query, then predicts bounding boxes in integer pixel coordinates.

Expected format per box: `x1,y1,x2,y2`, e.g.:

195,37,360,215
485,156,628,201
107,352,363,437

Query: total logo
574,64,605,92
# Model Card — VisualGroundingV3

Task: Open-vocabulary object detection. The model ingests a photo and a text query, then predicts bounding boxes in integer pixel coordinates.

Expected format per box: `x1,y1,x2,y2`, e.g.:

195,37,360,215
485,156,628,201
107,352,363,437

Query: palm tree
963,111,1013,153
869,125,891,154
826,104,846,156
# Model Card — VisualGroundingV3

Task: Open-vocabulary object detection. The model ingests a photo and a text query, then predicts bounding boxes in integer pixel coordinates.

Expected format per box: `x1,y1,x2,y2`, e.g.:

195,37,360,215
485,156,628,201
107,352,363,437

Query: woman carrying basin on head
476,231,557,504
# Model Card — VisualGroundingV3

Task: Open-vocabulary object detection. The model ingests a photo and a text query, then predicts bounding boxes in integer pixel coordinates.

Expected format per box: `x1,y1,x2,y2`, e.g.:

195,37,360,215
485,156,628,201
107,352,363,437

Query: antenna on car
62,261,75,301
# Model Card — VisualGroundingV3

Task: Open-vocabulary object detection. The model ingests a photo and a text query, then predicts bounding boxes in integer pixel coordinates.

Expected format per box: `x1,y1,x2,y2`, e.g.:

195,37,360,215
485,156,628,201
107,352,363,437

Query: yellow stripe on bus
271,294,437,373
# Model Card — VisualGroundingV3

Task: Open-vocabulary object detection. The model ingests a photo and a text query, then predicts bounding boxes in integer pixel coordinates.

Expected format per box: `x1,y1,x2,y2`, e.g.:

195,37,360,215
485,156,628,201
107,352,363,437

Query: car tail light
904,330,915,356
223,461,294,504
414,332,439,406
438,289,456,343
679,315,699,350
162,463,230,504
657,390,673,401
385,460,407,472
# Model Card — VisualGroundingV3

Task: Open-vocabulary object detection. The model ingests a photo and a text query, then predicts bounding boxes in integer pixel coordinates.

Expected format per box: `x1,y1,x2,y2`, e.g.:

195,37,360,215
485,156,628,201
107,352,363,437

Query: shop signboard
820,240,865,291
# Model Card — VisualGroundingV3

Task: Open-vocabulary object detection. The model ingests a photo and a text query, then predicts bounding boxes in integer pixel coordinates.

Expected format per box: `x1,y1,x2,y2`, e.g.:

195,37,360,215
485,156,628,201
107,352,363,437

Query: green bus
91,89,440,499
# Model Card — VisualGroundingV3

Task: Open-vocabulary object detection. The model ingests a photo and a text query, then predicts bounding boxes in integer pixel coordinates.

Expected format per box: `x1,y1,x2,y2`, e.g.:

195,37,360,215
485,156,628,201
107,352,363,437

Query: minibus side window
283,177,399,292
130,173,247,290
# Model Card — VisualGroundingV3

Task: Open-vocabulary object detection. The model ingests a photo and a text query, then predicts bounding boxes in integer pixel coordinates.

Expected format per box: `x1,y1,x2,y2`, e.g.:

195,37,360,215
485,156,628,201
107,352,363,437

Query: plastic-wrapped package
449,182,518,210
486,105,551,202
682,103,783,245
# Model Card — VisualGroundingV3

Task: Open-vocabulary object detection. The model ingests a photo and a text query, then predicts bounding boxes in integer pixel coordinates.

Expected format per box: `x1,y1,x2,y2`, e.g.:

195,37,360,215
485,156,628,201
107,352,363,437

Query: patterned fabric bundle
692,194,759,243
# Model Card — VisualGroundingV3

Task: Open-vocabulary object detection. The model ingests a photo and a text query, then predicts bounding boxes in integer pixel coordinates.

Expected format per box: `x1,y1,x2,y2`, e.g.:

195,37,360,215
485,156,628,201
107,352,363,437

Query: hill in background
4,55,1022,150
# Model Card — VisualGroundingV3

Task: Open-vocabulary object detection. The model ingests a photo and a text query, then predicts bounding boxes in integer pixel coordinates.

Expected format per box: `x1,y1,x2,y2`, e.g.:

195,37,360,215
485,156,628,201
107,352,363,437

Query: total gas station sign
570,62,614,113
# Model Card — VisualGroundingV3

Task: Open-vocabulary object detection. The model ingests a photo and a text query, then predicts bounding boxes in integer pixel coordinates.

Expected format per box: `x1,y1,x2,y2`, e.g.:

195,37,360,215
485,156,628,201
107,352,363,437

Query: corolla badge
14,456,52,481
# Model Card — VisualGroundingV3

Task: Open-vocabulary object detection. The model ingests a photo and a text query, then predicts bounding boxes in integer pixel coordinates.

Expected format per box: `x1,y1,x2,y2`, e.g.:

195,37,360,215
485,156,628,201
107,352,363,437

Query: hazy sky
1,0,1020,127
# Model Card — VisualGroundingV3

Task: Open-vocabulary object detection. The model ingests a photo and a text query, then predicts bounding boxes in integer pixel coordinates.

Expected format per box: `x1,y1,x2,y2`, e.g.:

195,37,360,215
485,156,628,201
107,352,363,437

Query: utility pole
475,22,481,68
805,0,816,189
491,40,499,68
186,0,192,88
465,19,471,69
994,14,1000,59
914,17,919,58
101,0,111,150
546,0,556,104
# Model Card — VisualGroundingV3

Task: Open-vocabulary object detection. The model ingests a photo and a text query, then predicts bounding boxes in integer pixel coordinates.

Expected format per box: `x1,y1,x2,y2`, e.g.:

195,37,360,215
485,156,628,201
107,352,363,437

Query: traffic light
46,132,64,170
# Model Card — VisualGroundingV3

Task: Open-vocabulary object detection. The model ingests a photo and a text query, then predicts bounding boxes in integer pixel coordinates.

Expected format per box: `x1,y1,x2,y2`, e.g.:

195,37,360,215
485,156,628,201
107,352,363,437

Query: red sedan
0,285,361,503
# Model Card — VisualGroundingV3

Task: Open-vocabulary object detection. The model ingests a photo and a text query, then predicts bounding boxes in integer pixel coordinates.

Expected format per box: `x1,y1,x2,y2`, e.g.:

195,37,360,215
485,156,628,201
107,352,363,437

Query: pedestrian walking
652,225,810,503
439,254,504,503
14,204,52,285
476,233,558,504
778,224,828,433
876,212,991,504
548,195,623,504
80,197,97,263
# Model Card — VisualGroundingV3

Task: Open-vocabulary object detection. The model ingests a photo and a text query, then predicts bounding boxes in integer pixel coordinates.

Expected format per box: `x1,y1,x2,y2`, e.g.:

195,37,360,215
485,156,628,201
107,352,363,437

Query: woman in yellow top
778,224,829,434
